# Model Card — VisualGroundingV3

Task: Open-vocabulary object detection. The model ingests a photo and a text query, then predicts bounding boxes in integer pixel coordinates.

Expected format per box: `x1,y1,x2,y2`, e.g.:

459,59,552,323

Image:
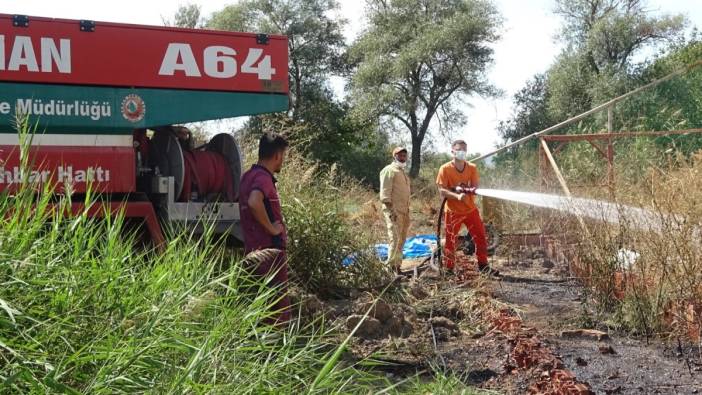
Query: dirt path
491,256,702,394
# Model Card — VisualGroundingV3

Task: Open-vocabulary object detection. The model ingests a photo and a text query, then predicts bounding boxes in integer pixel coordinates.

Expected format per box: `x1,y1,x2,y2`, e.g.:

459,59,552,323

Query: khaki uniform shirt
379,162,411,213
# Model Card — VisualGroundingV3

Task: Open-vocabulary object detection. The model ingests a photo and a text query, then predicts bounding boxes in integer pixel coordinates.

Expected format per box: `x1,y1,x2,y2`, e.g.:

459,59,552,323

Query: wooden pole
607,139,615,197
606,105,615,198
540,138,589,235
537,141,549,231
540,138,571,197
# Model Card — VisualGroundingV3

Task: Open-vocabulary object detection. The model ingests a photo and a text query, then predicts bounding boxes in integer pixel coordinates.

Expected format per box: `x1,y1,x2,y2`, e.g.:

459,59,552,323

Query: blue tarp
342,234,437,266
403,234,438,258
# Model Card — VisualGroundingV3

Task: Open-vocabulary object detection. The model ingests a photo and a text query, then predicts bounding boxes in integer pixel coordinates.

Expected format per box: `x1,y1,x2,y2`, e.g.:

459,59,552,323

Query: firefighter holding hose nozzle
436,140,499,277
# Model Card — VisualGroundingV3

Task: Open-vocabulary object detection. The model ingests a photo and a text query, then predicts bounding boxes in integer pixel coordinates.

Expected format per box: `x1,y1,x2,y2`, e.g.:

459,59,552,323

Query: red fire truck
0,14,289,245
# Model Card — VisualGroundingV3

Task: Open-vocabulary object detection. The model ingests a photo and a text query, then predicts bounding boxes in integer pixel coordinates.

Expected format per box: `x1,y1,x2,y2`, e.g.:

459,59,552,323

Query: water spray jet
474,188,676,234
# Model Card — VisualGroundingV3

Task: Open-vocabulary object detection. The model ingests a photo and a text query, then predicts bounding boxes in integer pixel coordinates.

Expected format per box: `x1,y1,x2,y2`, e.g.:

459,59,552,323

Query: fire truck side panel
0,13,288,94
0,143,135,193
0,82,289,133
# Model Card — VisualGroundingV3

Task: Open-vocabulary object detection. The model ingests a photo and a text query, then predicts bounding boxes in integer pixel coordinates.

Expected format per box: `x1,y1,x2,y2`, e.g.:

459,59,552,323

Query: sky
3,0,702,155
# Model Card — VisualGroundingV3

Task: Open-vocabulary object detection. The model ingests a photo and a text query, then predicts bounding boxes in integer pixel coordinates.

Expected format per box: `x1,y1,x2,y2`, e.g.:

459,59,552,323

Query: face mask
394,159,407,168
454,150,467,160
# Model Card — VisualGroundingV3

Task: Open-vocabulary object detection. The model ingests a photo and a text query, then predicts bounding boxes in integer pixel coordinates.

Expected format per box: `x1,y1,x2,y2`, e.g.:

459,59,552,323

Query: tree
208,0,346,119
238,86,382,155
164,4,202,28
497,74,552,143
209,0,389,185
498,0,688,143
624,38,702,155
554,0,686,74
546,52,604,120
349,0,501,178
546,0,687,119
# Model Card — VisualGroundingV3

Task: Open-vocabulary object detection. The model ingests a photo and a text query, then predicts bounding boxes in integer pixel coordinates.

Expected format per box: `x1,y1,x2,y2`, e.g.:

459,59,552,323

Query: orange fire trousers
443,208,488,270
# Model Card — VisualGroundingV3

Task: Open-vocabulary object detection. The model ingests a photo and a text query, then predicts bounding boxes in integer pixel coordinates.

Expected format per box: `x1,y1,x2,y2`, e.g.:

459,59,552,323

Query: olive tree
349,0,502,177
208,0,346,119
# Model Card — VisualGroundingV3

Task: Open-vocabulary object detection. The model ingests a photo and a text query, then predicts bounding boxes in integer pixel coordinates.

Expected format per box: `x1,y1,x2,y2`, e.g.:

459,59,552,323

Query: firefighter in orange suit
436,140,499,276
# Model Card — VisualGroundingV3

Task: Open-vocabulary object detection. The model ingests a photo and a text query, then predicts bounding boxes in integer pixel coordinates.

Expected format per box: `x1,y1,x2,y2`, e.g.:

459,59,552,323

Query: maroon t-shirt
239,164,287,253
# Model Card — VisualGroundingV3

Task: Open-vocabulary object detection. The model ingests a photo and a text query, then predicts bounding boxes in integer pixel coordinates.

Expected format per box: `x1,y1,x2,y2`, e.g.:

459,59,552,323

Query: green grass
0,187,359,393
0,124,486,394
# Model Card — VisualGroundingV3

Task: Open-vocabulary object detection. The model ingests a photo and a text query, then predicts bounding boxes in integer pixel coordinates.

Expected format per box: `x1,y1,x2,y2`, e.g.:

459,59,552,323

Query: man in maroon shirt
239,132,290,323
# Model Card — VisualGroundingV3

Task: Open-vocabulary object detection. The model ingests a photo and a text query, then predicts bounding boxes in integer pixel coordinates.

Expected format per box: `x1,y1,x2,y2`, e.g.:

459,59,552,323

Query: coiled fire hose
180,150,235,202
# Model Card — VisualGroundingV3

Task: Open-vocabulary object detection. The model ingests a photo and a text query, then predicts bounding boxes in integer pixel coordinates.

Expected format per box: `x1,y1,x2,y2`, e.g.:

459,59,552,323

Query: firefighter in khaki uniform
379,147,411,273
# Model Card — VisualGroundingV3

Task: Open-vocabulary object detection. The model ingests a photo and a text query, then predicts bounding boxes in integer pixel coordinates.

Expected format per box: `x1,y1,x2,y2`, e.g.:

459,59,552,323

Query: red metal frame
538,128,702,196
540,128,702,142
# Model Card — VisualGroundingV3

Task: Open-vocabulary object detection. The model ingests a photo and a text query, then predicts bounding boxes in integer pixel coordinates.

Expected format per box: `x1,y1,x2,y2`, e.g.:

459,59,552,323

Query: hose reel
149,126,244,202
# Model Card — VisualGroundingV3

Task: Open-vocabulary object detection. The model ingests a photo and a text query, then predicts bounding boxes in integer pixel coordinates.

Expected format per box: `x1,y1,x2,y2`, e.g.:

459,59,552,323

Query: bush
277,155,391,295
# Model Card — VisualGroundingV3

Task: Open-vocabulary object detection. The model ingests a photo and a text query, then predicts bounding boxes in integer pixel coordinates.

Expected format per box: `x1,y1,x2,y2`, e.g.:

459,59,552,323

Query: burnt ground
303,253,590,393
296,247,702,394
490,253,702,394
335,203,702,392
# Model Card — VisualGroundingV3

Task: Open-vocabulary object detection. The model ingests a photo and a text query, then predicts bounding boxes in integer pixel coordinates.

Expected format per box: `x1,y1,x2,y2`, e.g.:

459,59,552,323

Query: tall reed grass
571,152,702,338
0,179,380,392
0,123,482,393
486,134,702,338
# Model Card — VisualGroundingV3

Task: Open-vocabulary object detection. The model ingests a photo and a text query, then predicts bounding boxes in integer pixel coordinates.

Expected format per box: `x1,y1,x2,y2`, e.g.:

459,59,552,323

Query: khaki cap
392,147,408,156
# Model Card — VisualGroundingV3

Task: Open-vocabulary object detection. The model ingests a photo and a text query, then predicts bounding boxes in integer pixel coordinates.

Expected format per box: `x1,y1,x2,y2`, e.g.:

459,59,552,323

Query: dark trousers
247,250,291,324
